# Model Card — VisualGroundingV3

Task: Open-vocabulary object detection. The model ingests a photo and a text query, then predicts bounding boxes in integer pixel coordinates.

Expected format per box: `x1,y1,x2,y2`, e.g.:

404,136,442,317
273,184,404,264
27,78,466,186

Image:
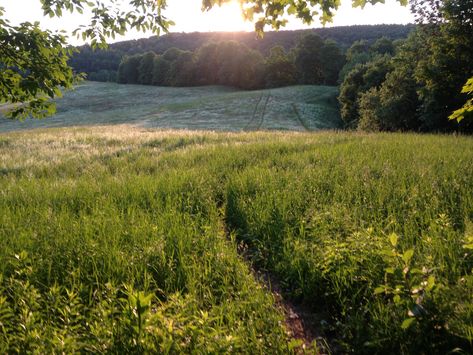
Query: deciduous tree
339,55,393,127
138,52,157,85
117,54,141,84
294,33,324,84
151,55,171,86
319,40,345,85
265,45,297,88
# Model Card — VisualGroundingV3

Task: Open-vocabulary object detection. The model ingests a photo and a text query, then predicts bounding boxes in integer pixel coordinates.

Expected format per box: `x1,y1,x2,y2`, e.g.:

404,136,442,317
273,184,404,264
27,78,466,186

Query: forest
69,25,413,83
338,1,473,133
116,35,345,89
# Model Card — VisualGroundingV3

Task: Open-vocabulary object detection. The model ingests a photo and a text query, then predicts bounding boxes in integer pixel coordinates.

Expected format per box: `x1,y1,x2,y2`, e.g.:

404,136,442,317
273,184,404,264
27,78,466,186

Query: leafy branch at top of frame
39,0,174,49
0,17,79,119
39,0,410,45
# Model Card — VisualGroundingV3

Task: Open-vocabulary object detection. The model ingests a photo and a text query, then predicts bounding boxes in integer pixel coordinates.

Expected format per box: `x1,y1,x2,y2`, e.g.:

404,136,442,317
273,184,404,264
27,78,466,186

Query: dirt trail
250,265,333,354
221,205,334,353
232,239,334,354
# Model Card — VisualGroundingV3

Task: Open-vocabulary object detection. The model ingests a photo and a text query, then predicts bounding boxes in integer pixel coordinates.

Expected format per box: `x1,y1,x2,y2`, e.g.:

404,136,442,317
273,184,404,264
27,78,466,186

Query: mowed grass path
0,126,472,353
0,82,342,133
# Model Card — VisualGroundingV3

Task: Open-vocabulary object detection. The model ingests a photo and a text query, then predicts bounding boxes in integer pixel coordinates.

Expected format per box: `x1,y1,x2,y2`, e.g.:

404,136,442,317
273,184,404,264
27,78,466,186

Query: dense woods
339,0,473,132
69,25,413,84
115,35,344,89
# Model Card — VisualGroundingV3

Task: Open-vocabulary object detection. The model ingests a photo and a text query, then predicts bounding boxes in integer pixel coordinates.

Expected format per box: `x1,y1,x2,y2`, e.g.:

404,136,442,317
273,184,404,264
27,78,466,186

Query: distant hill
109,24,415,55
69,24,415,79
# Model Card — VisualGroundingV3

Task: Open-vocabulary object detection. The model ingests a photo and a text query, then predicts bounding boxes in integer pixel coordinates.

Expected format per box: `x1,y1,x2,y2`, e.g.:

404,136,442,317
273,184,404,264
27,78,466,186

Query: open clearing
0,125,472,353
0,82,342,132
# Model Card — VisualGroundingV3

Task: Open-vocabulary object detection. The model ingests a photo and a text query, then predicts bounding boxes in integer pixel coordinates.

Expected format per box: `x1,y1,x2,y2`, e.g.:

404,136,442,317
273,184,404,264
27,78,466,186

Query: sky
2,0,414,45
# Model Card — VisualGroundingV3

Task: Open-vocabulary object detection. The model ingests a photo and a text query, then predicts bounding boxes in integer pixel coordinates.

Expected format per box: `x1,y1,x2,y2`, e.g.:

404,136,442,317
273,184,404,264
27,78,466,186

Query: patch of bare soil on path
251,266,335,354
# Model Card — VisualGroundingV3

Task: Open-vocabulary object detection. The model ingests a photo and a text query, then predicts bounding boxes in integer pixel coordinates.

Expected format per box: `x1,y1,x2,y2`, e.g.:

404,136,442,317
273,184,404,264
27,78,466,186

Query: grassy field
0,125,472,353
0,82,342,132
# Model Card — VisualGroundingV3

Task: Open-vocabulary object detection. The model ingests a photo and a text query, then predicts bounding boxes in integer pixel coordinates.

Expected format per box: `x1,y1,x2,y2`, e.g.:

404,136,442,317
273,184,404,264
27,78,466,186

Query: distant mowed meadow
0,82,342,133
0,123,472,353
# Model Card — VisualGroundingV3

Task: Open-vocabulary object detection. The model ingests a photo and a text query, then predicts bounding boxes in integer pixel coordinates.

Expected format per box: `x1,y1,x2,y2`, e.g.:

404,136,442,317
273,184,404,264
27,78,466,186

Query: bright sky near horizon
2,0,414,45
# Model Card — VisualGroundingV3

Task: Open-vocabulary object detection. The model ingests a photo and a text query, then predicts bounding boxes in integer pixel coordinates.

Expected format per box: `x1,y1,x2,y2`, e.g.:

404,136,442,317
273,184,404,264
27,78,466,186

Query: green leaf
389,233,398,247
401,317,416,329
461,77,473,94
450,77,473,123
393,294,401,304
464,243,473,250
374,286,386,295
381,249,397,258
463,235,473,250
288,338,304,350
402,249,414,264
425,275,435,291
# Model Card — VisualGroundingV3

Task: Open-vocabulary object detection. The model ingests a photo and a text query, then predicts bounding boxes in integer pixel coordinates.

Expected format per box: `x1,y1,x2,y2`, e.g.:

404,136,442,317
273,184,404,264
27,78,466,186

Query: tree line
69,25,414,81
117,34,345,89
338,0,473,132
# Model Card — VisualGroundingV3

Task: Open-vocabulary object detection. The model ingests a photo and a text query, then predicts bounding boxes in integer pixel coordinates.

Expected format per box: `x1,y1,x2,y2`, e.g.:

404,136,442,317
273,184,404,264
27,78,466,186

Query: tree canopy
114,35,344,90
338,0,473,132
0,0,409,119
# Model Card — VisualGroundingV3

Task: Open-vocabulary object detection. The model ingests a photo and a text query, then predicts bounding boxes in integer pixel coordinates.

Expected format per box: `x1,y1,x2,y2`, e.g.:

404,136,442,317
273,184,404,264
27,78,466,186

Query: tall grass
1,125,472,353
0,127,292,353
224,134,473,352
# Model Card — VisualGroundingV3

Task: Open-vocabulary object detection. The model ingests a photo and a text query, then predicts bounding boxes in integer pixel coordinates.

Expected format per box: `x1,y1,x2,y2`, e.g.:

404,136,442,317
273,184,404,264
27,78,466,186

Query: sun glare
168,0,254,33
206,1,253,32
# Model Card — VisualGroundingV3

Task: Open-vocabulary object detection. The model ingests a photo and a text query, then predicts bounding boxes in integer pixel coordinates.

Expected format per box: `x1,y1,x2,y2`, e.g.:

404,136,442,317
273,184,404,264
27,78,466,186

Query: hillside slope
0,82,342,132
